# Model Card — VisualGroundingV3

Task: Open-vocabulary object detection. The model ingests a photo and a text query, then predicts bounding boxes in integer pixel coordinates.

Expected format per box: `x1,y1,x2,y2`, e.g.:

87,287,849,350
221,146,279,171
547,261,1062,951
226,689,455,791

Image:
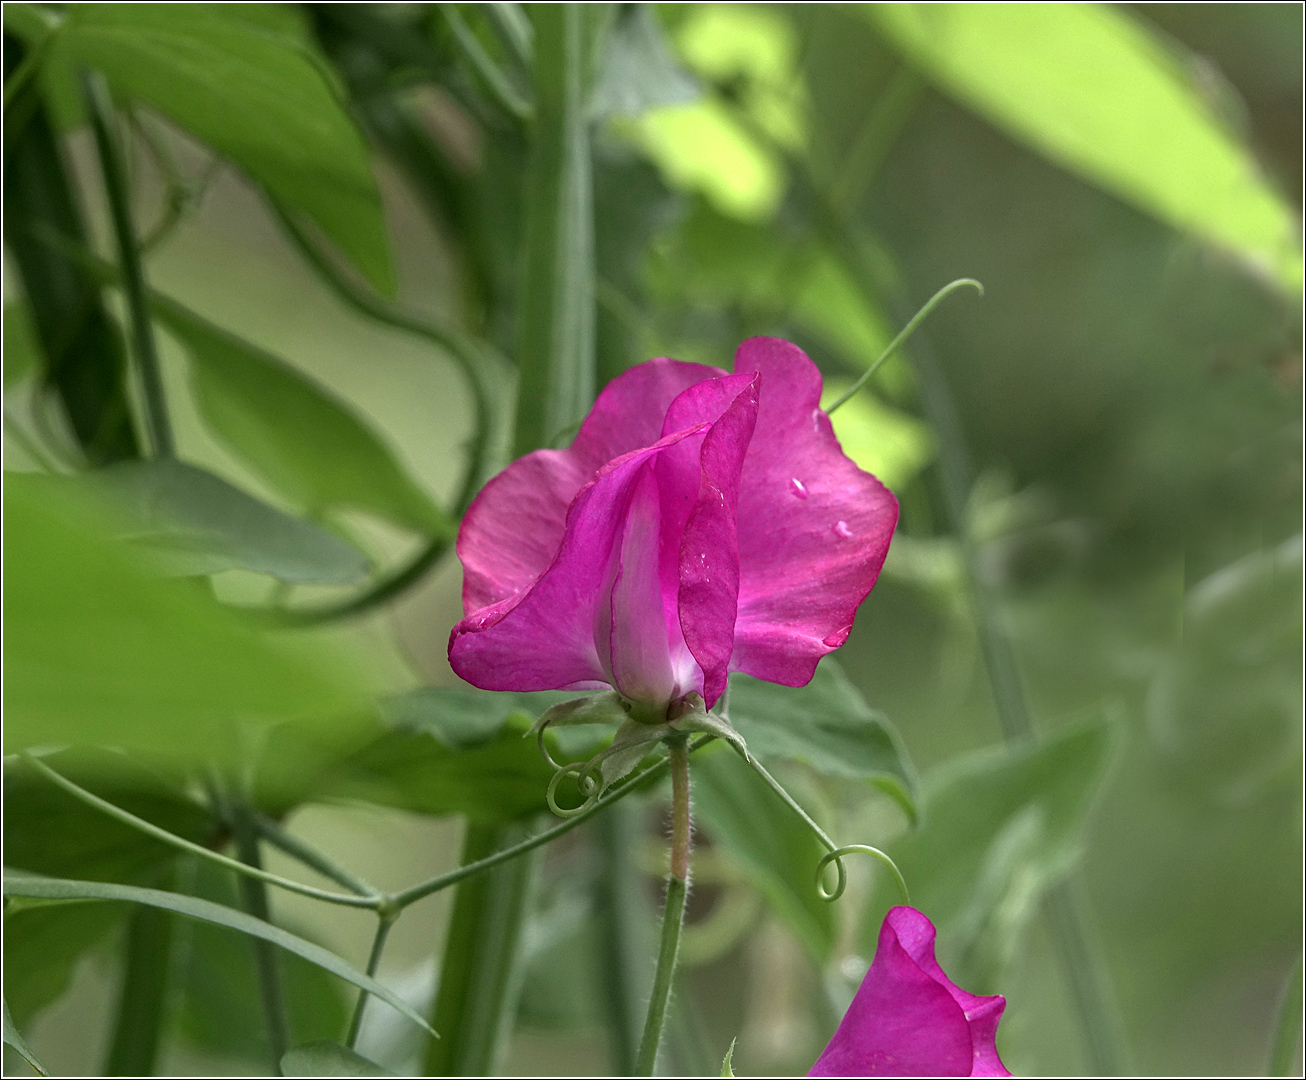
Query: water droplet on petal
823,624,853,648
790,478,809,500
833,520,853,538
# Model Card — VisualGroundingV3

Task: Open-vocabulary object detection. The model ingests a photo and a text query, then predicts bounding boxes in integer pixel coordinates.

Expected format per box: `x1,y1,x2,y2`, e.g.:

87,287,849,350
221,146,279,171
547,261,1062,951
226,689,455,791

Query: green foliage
2,303,38,388
3,473,372,769
3,998,49,1076
53,2,393,293
692,748,835,963
4,903,124,1031
282,1040,393,1077
865,716,1117,991
158,302,449,536
728,659,918,822
2,876,432,1037
867,3,1301,292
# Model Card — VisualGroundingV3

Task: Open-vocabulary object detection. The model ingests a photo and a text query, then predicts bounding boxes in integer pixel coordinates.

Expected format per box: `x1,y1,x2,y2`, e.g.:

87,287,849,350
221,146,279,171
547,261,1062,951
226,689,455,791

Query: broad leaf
56,2,393,292
727,659,918,822
4,902,123,1031
864,716,1116,991
3,473,371,768
90,458,370,584
867,4,1301,292
692,748,835,963
1,875,435,1037
324,687,605,823
282,1041,394,1077
3,998,48,1076
155,301,449,536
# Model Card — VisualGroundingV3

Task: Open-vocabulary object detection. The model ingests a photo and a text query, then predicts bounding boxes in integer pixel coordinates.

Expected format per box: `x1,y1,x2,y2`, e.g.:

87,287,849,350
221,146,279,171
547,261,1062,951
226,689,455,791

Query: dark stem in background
83,71,173,458
231,807,291,1072
593,800,652,1075
2,33,140,464
102,866,174,1076
635,736,692,1076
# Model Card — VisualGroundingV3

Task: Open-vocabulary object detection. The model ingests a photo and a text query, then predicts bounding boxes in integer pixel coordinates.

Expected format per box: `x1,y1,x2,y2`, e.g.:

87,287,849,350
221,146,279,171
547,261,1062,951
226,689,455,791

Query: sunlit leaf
90,458,371,585
728,659,918,823
692,747,835,963
282,1040,395,1077
867,3,1301,292
1,875,435,1037
3,473,371,766
55,2,393,292
154,301,449,536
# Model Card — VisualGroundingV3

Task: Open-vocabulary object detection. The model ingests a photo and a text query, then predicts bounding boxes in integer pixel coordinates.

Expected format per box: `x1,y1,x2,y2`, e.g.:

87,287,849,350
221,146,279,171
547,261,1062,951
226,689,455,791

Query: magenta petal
449,429,706,696
731,338,899,687
810,907,974,1077
457,357,724,614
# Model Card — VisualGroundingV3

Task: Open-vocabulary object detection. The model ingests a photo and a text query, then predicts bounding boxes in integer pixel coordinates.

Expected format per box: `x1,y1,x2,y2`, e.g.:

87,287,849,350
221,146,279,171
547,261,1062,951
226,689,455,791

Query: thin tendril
817,845,909,906
546,760,605,817
825,278,984,415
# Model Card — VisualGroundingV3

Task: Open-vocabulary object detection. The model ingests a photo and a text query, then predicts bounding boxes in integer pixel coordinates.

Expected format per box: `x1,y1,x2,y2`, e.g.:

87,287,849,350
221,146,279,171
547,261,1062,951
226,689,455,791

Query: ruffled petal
458,358,724,614
450,428,706,696
809,906,973,1077
730,337,899,687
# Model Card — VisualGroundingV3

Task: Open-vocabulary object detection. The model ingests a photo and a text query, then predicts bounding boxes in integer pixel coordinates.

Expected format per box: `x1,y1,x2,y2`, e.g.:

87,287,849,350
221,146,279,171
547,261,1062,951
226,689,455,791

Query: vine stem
635,736,691,1076
232,806,290,1071
83,71,173,458
346,914,396,1049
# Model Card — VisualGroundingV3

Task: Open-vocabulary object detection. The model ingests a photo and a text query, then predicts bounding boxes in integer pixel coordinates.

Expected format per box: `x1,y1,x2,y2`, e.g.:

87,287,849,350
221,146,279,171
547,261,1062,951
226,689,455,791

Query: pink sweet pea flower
811,906,1011,1078
448,338,898,716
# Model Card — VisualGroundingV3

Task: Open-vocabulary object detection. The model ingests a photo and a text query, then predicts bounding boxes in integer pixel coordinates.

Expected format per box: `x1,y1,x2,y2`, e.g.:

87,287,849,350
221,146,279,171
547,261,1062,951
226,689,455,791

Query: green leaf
866,3,1301,292
865,716,1116,991
4,902,123,1032
591,4,699,120
720,1036,736,1077
727,659,918,823
3,472,372,768
1,875,435,1038
175,861,350,1066
325,688,603,823
3,749,214,883
3,998,48,1076
691,748,835,963
2,303,39,388
153,300,448,536
56,2,393,292
282,1041,395,1077
89,458,371,585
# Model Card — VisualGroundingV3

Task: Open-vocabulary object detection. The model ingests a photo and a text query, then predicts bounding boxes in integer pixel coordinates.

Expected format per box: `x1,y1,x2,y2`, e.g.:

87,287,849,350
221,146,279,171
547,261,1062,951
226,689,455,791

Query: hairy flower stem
636,736,691,1076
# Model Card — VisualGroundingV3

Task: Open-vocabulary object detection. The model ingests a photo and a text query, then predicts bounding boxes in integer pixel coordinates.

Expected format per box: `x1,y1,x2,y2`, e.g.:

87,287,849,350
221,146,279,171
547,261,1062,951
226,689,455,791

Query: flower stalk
636,735,692,1076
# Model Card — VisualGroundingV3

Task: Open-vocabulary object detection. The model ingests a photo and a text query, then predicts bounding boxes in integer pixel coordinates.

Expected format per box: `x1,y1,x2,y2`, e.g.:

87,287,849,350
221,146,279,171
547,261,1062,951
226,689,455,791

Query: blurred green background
4,3,1300,1077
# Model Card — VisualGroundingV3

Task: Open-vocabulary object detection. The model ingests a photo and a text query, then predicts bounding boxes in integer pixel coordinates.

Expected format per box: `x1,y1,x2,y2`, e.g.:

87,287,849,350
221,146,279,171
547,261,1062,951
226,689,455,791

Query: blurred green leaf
692,748,835,963
175,862,351,1065
282,1041,394,1077
3,472,371,766
867,3,1302,291
1,876,433,1036
154,301,448,536
2,303,39,388
728,659,918,823
865,716,1116,989
90,458,371,585
56,2,393,293
3,997,48,1076
591,4,698,120
4,902,123,1032
3,749,213,883
323,687,602,823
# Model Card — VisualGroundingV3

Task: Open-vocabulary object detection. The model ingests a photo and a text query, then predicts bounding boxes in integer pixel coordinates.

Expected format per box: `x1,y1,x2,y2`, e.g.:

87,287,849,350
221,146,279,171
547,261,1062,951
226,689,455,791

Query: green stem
232,808,290,1071
251,811,380,899
635,737,691,1076
345,914,396,1049
1269,954,1303,1076
22,753,377,909
103,866,174,1076
83,71,173,458
424,821,542,1076
440,4,533,122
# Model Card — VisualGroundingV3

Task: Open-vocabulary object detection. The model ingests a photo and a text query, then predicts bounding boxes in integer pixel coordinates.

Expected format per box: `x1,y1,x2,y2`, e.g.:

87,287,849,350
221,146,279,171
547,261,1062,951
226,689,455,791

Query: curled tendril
816,845,909,906
536,722,568,772
546,759,606,817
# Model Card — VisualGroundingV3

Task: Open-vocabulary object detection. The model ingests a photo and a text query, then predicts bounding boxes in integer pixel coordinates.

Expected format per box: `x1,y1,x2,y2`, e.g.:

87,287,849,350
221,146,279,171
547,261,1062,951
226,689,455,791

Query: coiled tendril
816,844,909,905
